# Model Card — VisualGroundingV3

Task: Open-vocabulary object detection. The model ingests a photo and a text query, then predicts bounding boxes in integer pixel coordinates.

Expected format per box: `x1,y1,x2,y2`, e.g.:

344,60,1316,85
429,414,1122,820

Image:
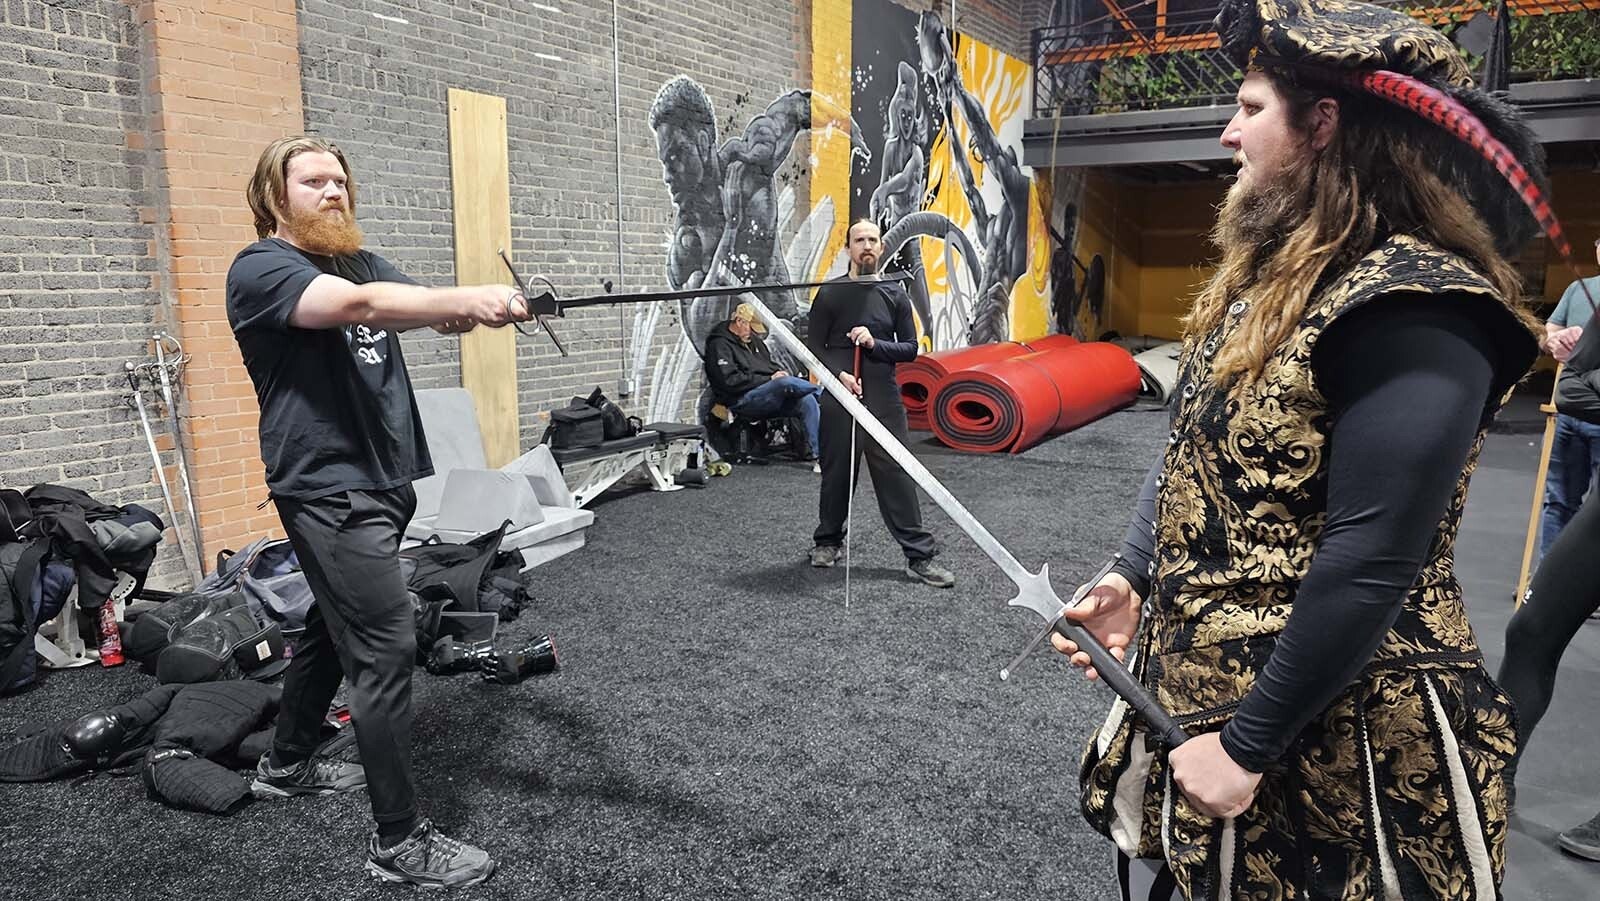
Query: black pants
272,486,419,829
1500,486,1600,747
813,385,936,560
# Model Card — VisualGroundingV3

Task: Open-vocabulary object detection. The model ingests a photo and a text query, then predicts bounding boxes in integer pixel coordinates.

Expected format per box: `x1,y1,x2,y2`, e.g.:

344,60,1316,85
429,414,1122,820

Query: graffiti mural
631,76,865,423
630,6,1052,425
852,3,1052,351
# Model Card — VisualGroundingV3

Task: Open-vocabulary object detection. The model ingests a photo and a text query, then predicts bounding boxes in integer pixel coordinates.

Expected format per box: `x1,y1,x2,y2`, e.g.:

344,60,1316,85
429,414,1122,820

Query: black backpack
1,489,30,543
1,539,50,695
543,399,605,449
399,522,529,622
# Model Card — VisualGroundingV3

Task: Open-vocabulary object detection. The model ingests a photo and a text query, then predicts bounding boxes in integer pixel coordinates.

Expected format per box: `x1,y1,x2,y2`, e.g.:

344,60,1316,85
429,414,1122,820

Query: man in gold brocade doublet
1052,1,1551,898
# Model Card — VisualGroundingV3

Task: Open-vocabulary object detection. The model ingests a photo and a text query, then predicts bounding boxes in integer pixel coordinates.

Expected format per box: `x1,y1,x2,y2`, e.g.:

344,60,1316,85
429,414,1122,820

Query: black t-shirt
225,238,433,500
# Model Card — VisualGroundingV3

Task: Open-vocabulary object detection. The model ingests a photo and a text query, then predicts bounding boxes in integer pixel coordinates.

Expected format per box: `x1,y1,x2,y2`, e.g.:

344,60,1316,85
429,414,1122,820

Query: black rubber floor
2,393,1593,899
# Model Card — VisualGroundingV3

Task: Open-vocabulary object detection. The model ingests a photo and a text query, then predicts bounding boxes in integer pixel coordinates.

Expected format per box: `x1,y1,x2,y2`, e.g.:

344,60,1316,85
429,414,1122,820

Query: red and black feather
1332,68,1596,310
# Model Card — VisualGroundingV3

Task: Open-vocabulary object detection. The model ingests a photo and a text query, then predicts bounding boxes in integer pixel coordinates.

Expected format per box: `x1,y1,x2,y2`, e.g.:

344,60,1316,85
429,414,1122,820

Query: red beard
283,203,363,256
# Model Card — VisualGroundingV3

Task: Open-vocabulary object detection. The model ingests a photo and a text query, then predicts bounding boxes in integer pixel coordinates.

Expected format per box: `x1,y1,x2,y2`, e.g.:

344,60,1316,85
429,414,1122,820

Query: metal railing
1033,0,1600,117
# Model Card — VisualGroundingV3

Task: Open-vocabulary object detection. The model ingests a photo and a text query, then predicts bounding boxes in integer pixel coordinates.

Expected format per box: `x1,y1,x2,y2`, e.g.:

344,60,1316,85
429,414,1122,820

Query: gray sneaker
1558,811,1600,861
809,545,842,567
366,819,497,889
250,751,366,799
906,558,955,588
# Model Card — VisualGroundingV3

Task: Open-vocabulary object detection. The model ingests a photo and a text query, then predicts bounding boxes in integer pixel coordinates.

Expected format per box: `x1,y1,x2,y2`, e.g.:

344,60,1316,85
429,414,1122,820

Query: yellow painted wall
1076,170,1224,340
1540,169,1600,305
810,0,854,281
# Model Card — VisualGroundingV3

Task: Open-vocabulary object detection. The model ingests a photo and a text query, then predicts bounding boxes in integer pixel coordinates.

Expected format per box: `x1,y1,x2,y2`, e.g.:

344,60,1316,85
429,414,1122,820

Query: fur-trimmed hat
1212,0,1555,257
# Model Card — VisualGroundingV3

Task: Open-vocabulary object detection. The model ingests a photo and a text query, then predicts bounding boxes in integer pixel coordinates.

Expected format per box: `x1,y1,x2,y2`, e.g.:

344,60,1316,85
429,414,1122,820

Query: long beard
854,255,880,276
1211,165,1313,280
284,204,363,256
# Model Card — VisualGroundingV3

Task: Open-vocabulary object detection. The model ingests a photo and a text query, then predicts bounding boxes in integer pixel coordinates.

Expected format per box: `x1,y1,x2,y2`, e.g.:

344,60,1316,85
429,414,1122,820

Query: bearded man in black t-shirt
225,136,526,890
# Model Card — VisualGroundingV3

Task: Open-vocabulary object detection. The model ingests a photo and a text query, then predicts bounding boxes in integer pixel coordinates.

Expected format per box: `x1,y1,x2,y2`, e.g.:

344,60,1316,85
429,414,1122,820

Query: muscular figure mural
868,60,983,349
869,63,935,341
650,76,866,371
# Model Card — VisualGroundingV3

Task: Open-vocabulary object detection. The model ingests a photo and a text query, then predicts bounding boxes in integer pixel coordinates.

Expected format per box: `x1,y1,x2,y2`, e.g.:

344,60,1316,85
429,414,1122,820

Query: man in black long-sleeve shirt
806,220,953,588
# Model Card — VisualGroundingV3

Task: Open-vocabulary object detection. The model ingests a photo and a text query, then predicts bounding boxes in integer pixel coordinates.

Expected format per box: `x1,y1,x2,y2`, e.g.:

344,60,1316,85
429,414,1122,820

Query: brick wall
295,0,1028,439
0,0,1033,587
136,0,304,570
296,0,811,436
0,1,177,572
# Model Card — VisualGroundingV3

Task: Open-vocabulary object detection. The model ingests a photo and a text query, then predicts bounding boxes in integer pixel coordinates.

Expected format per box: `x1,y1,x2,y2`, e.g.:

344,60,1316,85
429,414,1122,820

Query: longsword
741,294,1188,750
499,259,1189,748
498,249,914,359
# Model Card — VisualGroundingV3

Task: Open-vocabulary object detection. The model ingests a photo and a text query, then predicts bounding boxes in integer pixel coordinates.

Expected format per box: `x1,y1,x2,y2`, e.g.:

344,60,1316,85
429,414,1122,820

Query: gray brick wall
296,0,1023,441
0,1,186,577
296,0,811,437
0,0,1036,589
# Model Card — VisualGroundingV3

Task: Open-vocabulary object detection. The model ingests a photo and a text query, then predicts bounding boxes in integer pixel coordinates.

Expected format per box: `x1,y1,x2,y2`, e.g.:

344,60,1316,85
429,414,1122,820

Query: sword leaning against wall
500,255,1188,749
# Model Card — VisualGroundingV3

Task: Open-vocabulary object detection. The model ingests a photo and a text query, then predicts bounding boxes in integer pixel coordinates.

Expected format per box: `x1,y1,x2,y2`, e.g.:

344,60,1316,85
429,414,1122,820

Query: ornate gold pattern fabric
1079,235,1536,899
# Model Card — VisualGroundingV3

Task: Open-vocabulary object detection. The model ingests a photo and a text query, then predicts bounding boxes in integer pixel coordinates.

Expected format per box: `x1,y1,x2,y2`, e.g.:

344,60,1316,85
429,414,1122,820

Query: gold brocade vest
1143,234,1535,724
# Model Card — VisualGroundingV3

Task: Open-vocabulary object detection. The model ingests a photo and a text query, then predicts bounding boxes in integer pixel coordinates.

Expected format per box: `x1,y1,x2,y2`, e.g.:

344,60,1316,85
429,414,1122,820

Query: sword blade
744,296,1189,749
552,272,912,311
740,295,1054,616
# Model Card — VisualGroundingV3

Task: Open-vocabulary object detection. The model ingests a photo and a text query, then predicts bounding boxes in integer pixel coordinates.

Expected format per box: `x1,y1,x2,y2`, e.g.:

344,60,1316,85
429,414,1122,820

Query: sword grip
1052,618,1188,749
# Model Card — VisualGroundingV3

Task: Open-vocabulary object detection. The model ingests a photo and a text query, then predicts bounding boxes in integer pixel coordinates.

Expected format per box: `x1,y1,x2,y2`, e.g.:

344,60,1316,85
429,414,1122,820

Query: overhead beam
1024,78,1600,169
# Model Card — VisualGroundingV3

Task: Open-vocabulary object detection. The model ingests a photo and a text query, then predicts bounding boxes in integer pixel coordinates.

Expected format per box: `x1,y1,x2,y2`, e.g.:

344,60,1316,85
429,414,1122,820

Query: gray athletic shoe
1558,811,1600,861
906,558,955,588
366,819,497,889
809,545,843,567
250,751,366,799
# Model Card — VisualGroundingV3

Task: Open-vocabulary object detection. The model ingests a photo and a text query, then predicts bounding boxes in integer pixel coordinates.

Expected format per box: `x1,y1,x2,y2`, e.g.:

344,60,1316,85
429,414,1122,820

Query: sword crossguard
999,555,1188,749
1005,562,1067,624
496,249,568,355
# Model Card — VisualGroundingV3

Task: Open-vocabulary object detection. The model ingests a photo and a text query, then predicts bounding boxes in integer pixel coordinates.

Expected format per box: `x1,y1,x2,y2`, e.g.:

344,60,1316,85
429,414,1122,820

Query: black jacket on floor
0,681,279,814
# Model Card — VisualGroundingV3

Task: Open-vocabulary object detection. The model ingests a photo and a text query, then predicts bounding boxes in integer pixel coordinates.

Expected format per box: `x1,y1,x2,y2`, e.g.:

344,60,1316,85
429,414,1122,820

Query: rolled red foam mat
929,341,1141,453
896,334,1078,430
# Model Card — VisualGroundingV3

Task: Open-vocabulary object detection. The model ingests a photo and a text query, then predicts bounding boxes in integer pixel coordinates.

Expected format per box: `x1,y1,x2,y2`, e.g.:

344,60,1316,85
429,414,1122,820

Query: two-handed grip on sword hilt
1006,555,1189,751
1052,614,1188,750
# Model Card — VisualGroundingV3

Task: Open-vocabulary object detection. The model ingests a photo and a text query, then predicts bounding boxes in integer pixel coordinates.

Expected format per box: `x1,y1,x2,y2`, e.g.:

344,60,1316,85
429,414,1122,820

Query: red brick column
137,1,304,560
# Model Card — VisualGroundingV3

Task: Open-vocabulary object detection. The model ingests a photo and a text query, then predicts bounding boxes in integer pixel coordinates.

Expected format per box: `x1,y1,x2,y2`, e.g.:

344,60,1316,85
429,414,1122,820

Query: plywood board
448,88,519,467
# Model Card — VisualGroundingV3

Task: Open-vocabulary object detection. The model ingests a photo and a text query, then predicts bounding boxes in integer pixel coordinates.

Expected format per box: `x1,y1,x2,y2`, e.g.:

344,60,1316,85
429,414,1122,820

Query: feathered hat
1212,0,1580,277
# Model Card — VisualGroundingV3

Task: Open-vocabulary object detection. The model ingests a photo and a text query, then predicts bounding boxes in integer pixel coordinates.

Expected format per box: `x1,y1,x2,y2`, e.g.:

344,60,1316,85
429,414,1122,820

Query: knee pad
63,711,127,762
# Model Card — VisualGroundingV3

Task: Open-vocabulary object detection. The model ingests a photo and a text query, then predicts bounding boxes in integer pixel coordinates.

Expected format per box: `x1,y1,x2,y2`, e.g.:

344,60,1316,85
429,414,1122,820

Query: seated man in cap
703,301,822,468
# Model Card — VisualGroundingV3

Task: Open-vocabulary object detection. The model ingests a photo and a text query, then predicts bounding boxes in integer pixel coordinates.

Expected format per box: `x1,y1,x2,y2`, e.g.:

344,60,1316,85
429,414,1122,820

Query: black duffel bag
543,399,604,449
585,387,642,440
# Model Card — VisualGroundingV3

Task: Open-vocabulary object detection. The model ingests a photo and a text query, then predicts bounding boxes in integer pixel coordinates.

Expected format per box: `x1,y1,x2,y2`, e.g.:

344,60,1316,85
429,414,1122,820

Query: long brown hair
246,136,356,239
1186,68,1537,383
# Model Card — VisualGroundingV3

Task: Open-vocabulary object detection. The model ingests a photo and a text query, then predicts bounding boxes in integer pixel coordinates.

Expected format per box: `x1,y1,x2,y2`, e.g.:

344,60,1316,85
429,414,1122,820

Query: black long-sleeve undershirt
1114,294,1504,771
806,279,920,377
